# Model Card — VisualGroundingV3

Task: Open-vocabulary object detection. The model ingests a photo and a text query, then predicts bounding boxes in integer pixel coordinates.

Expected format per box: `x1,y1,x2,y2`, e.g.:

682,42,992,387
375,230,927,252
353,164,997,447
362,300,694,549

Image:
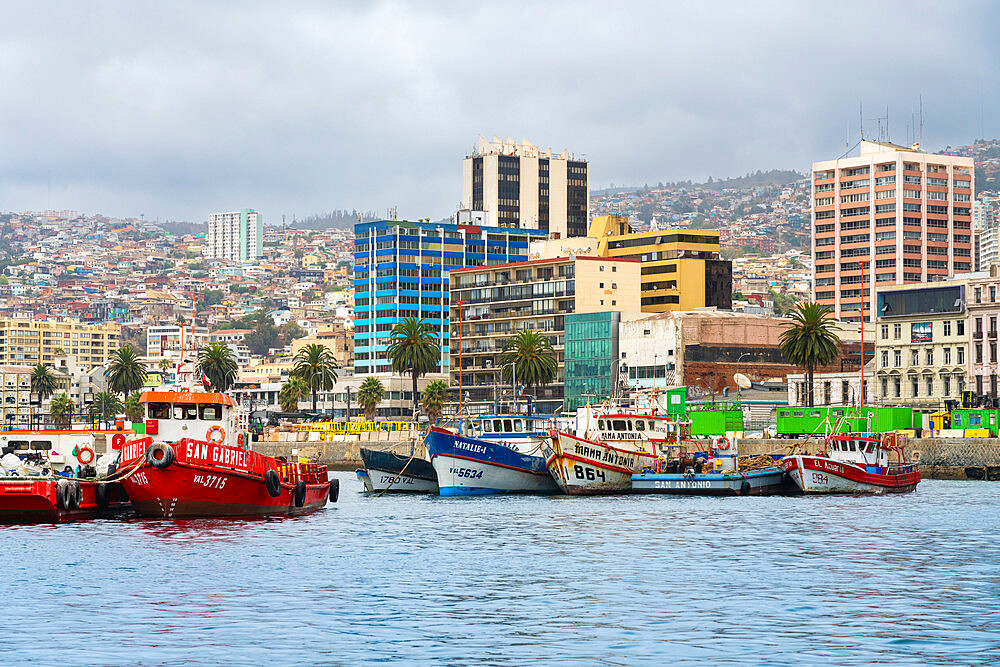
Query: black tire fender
328,478,339,503
56,479,70,510
740,480,751,496
293,480,306,508
69,481,82,510
146,442,175,470
96,482,109,510
264,469,282,498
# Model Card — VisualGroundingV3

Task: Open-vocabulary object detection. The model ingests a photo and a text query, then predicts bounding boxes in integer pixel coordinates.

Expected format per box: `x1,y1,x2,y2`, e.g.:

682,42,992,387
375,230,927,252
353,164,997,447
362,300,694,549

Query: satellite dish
734,373,752,390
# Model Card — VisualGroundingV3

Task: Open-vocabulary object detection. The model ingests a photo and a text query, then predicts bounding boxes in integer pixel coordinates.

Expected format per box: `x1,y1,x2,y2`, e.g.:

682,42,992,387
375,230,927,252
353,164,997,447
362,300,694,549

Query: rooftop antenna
919,94,923,147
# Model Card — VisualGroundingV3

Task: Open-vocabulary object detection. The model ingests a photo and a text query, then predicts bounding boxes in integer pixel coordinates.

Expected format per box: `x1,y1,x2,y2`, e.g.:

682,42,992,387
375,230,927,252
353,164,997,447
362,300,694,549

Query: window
925,349,933,366
173,404,198,420
881,350,889,367
911,379,919,397
149,403,171,419
894,377,901,397
943,348,952,364
958,320,965,336
944,376,951,396
926,377,934,397
943,321,952,336
200,405,222,420
958,347,965,364
881,324,889,340
894,350,902,367
976,288,982,304
976,344,983,364
911,350,919,366
881,378,888,397
893,323,901,339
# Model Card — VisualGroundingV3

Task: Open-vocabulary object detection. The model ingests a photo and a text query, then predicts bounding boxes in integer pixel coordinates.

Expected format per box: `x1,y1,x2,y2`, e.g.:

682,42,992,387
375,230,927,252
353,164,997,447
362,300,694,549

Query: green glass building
564,312,620,410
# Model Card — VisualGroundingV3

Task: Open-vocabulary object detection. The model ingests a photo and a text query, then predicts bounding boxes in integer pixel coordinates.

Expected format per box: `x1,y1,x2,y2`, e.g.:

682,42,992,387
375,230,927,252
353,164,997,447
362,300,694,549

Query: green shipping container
689,409,743,436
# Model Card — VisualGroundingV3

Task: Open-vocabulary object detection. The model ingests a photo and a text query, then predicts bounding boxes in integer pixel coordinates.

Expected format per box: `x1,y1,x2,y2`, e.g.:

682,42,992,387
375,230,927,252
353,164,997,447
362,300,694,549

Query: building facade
590,215,732,312
966,272,1000,397
146,325,211,359
564,311,627,411
207,208,263,262
874,280,969,413
462,135,588,237
812,141,974,322
353,219,547,376
448,256,641,414
0,318,120,368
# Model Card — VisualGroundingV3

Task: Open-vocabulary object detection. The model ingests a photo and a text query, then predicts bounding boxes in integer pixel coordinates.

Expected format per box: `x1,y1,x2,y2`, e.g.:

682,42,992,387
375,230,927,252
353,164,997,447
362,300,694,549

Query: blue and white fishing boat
425,414,559,496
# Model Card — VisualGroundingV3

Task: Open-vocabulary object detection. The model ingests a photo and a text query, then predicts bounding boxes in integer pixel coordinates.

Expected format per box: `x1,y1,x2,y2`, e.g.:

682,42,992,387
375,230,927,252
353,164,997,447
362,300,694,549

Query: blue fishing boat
631,467,787,495
425,414,559,496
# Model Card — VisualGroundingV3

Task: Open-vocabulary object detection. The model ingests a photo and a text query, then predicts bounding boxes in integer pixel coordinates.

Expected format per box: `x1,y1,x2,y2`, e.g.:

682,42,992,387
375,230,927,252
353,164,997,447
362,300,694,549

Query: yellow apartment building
0,318,121,368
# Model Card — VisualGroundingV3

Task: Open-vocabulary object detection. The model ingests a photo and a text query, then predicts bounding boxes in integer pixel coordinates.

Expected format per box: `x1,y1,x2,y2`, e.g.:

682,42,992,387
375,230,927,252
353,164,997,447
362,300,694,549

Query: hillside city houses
3,135,1000,429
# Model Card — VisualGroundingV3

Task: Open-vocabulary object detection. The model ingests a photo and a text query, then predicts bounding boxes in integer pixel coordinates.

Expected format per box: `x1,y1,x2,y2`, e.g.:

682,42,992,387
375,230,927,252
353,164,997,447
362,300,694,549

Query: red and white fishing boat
544,406,682,495
117,389,335,518
783,432,919,494
0,428,132,523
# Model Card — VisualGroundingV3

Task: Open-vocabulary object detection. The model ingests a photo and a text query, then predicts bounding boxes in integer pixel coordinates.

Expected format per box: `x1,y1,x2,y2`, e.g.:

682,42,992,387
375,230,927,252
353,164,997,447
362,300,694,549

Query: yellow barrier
965,428,991,438
294,420,411,434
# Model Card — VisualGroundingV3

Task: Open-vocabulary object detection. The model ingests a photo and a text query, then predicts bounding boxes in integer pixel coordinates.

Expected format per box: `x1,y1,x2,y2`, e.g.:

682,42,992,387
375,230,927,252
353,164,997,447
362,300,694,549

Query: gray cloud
0,1,996,222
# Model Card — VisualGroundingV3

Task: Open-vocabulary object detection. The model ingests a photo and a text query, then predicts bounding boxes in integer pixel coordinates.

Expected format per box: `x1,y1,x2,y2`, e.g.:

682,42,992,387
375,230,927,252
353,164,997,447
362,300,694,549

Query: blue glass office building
353,220,547,375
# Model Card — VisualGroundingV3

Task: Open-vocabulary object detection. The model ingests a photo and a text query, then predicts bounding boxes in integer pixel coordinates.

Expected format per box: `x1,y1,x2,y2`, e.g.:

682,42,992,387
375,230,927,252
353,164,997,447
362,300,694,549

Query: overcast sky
0,1,996,223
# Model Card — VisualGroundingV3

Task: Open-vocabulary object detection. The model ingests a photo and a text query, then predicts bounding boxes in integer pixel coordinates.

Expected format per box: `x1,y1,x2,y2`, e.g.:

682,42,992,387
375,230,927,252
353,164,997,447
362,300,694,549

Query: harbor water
4,475,999,665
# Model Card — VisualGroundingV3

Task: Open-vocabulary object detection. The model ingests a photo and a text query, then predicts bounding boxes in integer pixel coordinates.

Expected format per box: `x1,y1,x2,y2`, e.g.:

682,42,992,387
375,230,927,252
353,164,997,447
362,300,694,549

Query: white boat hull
357,469,439,493
784,455,919,495
431,454,558,496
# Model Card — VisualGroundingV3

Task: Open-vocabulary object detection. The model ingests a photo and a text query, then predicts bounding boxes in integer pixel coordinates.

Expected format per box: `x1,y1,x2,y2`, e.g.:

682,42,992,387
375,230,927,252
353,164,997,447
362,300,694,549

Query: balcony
974,331,984,340
990,330,998,340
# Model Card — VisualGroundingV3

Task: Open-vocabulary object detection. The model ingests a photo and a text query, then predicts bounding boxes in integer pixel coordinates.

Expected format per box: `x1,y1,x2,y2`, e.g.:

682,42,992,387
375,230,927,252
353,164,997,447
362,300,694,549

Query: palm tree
357,376,385,421
421,380,449,424
385,318,440,420
291,344,339,412
779,302,842,407
278,376,310,413
500,330,558,414
124,391,144,422
105,344,148,397
196,343,239,393
89,392,124,423
50,393,74,428
30,364,58,402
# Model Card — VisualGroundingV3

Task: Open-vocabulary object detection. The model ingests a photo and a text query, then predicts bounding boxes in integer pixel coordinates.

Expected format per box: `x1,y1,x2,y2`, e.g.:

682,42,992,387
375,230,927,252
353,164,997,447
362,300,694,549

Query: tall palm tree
196,343,240,393
105,344,148,397
779,302,842,408
385,318,441,421
357,376,385,421
50,393,74,428
500,330,558,415
89,392,124,422
291,343,339,412
30,364,58,402
421,379,449,424
278,376,310,413
124,391,144,422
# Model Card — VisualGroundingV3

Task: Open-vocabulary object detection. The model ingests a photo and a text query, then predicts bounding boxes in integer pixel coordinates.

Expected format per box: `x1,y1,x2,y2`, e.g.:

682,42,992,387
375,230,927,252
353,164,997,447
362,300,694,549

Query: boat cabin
141,390,245,448
827,435,890,468
574,406,679,443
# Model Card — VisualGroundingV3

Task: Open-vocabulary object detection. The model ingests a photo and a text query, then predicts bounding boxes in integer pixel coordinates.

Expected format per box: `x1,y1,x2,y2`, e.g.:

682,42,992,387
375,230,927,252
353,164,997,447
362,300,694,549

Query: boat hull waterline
631,467,787,496
425,427,558,496
119,437,332,518
783,455,919,494
357,448,438,493
0,477,129,524
545,430,657,495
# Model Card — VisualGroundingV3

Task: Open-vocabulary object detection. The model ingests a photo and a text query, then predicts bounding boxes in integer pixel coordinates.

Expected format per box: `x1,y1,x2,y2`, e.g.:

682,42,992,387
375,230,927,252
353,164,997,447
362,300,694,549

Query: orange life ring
206,425,226,443
77,445,95,465
715,436,731,451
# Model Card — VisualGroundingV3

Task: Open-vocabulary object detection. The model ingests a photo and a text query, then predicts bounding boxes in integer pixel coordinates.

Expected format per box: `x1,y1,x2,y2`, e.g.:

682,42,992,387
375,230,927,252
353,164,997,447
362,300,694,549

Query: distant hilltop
595,169,805,196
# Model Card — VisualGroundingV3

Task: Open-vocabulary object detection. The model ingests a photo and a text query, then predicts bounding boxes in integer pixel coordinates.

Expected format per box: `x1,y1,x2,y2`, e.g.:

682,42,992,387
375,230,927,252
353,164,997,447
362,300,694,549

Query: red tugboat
117,390,336,518
0,429,132,524
783,432,920,494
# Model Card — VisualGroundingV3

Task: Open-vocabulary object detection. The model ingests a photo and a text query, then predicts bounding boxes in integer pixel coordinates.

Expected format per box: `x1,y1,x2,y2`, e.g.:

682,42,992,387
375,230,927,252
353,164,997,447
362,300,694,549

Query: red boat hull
119,437,331,518
0,478,129,524
783,455,920,494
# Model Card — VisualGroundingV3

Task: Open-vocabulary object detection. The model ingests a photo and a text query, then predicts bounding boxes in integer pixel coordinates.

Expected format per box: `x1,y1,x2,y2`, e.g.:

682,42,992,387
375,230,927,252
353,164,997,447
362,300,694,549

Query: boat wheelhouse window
866,443,876,453
612,419,627,430
635,420,645,431
199,405,222,421
513,420,524,432
29,441,52,451
503,419,513,432
598,419,606,430
173,404,198,420
493,419,502,432
9,440,28,450
848,441,857,452
149,402,171,419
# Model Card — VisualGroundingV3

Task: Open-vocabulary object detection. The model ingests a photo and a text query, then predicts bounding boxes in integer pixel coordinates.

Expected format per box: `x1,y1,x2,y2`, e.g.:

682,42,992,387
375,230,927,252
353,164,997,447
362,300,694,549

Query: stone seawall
257,435,1000,479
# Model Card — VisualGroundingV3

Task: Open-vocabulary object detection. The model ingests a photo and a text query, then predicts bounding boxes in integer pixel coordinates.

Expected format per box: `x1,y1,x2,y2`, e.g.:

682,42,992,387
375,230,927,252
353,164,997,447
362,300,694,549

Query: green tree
244,320,278,356
385,318,441,420
291,343,338,412
278,376,310,412
50,392,75,427
89,392,124,422
105,344,148,397
779,302,842,407
29,363,58,402
500,330,558,414
196,343,239,393
357,376,385,421
124,392,144,422
421,379,449,424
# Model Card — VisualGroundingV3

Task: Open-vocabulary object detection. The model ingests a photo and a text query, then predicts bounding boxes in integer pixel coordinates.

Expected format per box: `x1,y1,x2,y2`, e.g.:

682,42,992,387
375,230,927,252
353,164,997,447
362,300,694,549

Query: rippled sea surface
4,475,999,665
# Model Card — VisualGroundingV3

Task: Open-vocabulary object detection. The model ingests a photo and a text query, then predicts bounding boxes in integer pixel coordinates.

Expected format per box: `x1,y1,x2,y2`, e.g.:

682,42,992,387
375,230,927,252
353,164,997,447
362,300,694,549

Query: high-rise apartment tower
207,208,263,262
462,135,589,237
811,141,974,322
